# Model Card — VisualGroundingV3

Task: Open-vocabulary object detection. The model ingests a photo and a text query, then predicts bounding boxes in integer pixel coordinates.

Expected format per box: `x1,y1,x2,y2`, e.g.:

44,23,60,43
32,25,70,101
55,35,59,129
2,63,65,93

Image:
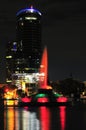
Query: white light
6,55,12,59
25,16,37,20
30,9,34,13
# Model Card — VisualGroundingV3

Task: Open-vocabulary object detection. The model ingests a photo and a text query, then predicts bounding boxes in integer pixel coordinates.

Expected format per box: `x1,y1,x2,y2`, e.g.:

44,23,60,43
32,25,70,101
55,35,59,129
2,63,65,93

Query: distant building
6,7,42,89
16,6,42,69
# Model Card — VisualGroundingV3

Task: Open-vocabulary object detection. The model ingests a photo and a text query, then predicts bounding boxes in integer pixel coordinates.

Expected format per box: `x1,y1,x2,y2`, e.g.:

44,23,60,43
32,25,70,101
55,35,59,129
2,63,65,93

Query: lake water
1,101,86,130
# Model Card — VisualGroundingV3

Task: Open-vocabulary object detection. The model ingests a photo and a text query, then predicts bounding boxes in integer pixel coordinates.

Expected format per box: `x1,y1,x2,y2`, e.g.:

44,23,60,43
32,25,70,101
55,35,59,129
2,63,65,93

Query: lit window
6,55,12,59
25,17,37,20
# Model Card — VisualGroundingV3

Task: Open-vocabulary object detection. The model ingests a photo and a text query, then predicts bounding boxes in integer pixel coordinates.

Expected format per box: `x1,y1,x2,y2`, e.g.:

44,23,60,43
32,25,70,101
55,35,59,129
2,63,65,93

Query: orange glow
40,107,50,130
39,47,48,89
6,100,15,105
59,106,66,130
4,89,18,99
46,85,52,89
5,107,15,130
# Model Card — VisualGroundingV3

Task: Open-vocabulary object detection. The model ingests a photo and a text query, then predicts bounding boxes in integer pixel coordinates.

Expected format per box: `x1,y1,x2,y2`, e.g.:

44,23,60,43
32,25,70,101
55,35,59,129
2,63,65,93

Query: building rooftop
16,7,42,16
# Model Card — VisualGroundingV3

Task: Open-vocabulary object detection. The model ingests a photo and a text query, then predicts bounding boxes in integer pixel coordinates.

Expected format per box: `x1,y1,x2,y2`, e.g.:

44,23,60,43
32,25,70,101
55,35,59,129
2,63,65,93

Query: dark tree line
51,78,85,97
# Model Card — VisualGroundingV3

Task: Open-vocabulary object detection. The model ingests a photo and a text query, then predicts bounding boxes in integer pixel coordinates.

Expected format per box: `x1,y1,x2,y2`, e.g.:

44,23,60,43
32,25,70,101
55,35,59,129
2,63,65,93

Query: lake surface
1,101,86,130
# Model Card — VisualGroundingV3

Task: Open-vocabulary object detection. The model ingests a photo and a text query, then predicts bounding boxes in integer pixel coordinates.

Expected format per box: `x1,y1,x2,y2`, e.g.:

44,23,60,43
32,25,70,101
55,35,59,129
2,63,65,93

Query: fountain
38,46,52,91
30,46,64,105
32,46,69,106
39,46,48,89
19,46,69,106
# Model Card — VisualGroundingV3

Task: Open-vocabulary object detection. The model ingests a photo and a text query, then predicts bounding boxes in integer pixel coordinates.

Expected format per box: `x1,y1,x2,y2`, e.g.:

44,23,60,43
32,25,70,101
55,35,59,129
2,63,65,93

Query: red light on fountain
39,47,48,89
19,46,69,106
21,97,32,103
37,97,49,103
57,97,68,103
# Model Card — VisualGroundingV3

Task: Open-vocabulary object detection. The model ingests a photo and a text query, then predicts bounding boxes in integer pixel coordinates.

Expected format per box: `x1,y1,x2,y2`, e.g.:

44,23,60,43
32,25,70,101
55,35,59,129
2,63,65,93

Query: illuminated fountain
38,46,52,90
20,46,69,106
31,46,69,106
39,46,48,89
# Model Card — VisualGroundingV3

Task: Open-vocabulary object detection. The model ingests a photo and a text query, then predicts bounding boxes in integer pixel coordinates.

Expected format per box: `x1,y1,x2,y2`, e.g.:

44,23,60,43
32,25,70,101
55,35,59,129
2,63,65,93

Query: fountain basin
19,89,69,107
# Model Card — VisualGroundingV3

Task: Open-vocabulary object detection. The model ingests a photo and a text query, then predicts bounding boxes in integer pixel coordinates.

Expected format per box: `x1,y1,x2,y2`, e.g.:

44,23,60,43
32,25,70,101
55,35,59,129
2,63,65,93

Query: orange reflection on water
39,106,50,130
59,106,66,130
4,107,19,130
4,107,15,130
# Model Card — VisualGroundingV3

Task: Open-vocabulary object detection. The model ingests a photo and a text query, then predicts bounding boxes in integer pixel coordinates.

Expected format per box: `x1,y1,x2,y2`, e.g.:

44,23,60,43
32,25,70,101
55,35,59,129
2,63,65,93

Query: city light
6,55,12,59
25,16,37,20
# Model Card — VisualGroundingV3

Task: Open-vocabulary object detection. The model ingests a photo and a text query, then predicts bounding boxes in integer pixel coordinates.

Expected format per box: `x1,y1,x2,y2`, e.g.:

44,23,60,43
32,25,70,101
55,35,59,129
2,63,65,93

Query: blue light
13,42,17,51
16,8,42,16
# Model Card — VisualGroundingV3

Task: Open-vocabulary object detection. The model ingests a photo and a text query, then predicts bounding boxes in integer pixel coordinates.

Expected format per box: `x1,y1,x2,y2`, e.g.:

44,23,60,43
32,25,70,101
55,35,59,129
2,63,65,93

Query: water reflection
4,106,65,130
3,103,86,130
59,106,66,130
21,108,40,130
4,107,40,130
39,106,50,130
4,107,18,130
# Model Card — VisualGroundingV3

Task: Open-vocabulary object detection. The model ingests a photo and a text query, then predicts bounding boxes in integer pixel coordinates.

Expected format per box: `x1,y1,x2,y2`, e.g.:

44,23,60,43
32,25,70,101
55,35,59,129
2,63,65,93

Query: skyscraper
6,7,42,88
16,6,42,69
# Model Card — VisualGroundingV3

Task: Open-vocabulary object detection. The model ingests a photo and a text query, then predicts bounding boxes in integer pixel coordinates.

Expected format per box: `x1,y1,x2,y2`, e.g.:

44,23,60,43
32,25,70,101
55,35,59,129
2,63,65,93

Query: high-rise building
6,7,42,89
16,6,42,69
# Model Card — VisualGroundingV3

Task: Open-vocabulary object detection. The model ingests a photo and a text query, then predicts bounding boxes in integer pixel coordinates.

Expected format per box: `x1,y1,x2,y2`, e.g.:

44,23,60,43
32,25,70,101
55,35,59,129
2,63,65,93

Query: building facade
16,7,42,69
6,7,42,90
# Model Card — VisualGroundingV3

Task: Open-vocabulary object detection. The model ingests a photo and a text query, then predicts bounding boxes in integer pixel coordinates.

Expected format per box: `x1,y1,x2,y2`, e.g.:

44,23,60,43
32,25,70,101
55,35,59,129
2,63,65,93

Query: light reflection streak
39,106,50,130
22,109,40,130
4,107,59,130
22,110,30,130
59,106,66,130
4,107,40,130
4,107,15,130
4,106,66,130
4,107,20,130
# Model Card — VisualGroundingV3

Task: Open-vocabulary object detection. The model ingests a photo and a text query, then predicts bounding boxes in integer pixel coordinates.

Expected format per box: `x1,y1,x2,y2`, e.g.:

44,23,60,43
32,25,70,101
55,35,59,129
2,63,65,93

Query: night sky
0,0,86,83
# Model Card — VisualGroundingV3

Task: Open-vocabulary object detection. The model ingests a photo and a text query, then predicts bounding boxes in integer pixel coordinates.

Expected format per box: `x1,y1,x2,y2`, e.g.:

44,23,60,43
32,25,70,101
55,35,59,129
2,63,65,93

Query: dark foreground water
0,101,86,130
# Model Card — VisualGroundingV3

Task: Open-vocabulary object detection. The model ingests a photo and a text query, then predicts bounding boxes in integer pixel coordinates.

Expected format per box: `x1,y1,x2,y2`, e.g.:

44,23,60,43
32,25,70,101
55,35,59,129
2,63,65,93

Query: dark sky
0,0,86,83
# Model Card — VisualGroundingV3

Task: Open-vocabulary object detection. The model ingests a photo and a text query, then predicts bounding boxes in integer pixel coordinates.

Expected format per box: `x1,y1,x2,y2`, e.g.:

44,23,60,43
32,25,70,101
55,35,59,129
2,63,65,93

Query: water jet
19,47,69,106
31,46,68,106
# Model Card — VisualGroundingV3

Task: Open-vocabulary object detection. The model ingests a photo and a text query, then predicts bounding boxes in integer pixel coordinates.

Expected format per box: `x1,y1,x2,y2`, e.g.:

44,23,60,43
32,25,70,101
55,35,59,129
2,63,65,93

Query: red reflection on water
39,47,48,89
59,106,66,130
40,106,50,130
